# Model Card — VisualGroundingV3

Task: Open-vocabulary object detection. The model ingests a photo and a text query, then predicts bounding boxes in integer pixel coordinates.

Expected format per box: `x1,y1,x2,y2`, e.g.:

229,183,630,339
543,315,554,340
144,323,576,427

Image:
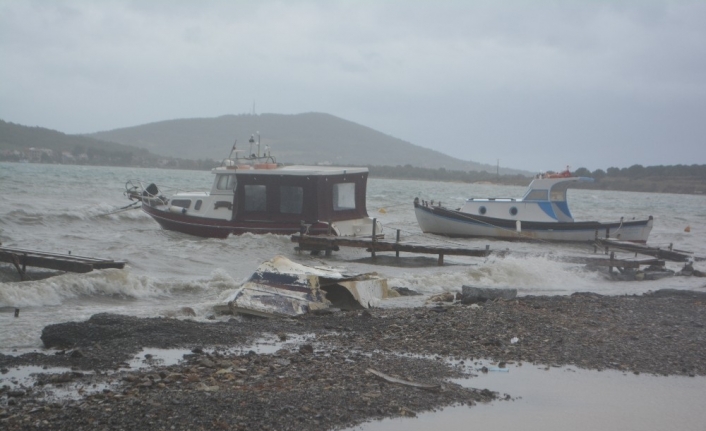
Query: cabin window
525,189,548,201
550,189,566,201
479,206,487,215
280,186,303,214
194,200,202,210
216,174,236,190
509,206,518,216
244,185,267,211
333,183,356,211
171,199,191,209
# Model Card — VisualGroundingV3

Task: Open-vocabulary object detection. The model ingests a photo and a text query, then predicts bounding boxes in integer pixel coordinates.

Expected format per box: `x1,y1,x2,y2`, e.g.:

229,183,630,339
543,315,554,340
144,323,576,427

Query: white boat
225,256,390,318
414,170,653,243
125,135,382,238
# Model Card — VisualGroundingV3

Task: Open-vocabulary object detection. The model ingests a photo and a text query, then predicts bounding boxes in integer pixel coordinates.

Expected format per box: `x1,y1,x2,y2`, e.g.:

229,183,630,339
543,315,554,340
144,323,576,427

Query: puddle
0,332,315,402
0,364,115,402
347,363,706,431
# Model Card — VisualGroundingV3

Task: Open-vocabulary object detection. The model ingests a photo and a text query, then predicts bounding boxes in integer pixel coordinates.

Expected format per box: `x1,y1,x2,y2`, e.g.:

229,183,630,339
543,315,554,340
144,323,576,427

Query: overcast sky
1,1,705,172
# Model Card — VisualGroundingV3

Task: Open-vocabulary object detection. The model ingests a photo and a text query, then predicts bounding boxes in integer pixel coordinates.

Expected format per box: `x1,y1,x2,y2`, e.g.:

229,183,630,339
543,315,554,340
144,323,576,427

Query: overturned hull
226,256,389,318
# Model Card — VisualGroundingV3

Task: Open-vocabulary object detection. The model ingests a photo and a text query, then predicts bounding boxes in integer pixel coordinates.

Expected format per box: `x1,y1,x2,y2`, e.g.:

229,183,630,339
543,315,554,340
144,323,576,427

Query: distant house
25,147,53,162
61,151,76,163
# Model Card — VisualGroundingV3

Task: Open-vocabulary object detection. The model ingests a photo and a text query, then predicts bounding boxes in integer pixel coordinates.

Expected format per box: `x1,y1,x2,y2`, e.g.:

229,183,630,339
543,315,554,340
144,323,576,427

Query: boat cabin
208,165,370,224
127,135,380,238
459,176,594,223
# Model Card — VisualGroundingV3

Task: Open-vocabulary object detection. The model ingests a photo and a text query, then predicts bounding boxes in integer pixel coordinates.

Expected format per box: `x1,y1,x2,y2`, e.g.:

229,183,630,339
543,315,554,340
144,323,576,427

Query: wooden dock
292,233,491,265
594,239,702,262
290,233,668,271
0,246,126,281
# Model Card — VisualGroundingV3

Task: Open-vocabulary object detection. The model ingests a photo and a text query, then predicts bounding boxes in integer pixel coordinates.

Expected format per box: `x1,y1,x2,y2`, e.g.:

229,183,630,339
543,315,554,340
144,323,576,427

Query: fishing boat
414,169,653,243
126,135,382,238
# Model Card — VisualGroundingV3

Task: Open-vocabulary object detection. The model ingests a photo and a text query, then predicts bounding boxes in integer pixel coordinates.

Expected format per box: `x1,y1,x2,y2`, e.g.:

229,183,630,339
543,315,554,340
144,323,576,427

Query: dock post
371,218,377,259
438,254,444,266
605,227,610,239
609,251,615,274
395,229,400,258
10,253,26,281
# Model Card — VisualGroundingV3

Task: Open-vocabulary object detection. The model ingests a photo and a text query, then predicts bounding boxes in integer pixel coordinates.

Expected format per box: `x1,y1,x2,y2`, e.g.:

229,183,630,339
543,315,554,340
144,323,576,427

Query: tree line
365,163,706,194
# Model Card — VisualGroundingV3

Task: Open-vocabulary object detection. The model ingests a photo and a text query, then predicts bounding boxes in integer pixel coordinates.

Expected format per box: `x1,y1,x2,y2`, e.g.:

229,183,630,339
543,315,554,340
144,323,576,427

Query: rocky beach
2,288,705,430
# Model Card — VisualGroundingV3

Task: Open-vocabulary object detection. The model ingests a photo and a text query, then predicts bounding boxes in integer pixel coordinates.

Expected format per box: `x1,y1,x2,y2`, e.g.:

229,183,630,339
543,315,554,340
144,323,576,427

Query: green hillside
87,113,527,174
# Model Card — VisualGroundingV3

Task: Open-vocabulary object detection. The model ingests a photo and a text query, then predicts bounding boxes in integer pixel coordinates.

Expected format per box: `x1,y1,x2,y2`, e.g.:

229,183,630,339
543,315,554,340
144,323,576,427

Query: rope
95,201,141,217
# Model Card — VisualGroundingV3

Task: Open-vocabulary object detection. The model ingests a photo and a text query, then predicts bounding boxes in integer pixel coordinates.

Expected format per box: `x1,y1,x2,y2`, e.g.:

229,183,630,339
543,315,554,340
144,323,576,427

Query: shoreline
2,289,706,430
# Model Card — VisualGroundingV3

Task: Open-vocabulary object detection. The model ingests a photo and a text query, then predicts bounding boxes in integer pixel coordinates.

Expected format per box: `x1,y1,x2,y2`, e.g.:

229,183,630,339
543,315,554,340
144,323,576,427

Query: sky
1,0,705,172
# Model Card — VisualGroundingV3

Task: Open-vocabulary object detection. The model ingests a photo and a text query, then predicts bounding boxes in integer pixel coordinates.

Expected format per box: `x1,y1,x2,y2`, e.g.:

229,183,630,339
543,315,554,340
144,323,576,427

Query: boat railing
466,198,517,202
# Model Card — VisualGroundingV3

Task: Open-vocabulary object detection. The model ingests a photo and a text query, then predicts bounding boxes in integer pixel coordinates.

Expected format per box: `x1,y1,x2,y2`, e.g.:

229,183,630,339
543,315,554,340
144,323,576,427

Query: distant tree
592,169,606,180
573,167,591,177
627,164,646,178
606,167,621,177
71,144,85,157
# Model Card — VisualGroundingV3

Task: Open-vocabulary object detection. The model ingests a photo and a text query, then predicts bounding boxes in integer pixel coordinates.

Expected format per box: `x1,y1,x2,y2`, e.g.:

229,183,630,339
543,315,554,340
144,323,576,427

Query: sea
2,161,706,430
1,161,704,352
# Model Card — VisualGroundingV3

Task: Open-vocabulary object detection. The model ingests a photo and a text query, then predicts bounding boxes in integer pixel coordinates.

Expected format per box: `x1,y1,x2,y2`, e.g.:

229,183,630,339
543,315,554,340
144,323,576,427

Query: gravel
1,288,705,430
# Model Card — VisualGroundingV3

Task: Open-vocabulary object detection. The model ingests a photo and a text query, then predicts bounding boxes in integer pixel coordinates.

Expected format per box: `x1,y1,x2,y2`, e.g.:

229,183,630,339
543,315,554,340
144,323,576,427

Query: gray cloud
1,0,704,171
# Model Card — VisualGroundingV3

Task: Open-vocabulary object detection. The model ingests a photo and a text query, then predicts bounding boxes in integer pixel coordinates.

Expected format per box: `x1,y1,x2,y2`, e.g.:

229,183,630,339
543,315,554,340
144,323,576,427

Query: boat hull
141,204,333,238
414,203,653,243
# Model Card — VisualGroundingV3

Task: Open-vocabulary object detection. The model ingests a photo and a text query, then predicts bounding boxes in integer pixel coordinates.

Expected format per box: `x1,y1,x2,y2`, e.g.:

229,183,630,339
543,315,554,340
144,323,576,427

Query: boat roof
527,176,594,189
212,165,368,176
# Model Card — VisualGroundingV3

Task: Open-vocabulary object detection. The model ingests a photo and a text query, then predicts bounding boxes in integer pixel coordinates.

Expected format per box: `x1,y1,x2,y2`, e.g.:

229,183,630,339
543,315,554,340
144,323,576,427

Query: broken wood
366,368,440,391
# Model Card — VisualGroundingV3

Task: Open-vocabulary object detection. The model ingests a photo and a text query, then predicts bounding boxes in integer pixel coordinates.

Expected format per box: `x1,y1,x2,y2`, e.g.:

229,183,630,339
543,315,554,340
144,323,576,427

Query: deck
0,246,126,281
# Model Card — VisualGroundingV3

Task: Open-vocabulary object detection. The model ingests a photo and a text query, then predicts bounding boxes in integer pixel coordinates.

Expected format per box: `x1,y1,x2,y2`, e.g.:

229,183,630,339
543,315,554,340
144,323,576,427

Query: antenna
256,131,261,157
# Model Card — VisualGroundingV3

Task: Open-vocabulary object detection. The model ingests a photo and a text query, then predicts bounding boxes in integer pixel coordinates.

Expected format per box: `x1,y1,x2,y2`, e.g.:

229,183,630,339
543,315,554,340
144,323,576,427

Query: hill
87,113,528,174
0,119,155,166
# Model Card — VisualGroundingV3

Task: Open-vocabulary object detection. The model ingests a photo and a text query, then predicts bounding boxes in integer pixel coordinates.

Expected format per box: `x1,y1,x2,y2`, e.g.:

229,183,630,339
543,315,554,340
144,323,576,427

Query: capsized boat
414,169,653,243
126,135,382,238
224,255,390,318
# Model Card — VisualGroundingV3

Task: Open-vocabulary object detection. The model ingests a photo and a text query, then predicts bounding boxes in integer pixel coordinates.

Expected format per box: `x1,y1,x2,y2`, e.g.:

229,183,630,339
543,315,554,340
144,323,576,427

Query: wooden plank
291,235,491,257
0,251,94,273
595,239,693,262
0,246,126,274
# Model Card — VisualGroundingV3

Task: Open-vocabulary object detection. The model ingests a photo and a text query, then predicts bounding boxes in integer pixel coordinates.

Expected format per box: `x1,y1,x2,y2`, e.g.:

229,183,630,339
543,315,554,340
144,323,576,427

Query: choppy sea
1,161,705,352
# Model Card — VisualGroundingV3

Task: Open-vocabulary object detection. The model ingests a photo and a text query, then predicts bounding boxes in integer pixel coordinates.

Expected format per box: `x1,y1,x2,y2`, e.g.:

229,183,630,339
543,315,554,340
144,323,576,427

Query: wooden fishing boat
126,135,382,238
414,170,653,242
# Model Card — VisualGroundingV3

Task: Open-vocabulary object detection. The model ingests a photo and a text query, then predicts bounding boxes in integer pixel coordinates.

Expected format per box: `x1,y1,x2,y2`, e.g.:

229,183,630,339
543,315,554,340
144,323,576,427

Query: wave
386,254,607,296
0,267,249,308
4,202,150,225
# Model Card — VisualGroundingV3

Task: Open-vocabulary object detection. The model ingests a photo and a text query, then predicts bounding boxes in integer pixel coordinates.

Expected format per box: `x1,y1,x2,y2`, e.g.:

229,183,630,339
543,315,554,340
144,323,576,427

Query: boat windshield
216,174,237,190
549,183,570,201
524,189,548,201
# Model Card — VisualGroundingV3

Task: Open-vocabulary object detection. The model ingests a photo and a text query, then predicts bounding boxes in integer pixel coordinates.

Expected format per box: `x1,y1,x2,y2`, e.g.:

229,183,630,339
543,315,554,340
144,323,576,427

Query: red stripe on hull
141,205,331,238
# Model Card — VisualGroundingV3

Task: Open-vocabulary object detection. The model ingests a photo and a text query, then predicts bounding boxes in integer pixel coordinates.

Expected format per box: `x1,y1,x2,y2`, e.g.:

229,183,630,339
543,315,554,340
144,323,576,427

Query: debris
225,256,389,318
366,368,440,391
461,286,517,304
426,292,455,303
391,287,422,296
